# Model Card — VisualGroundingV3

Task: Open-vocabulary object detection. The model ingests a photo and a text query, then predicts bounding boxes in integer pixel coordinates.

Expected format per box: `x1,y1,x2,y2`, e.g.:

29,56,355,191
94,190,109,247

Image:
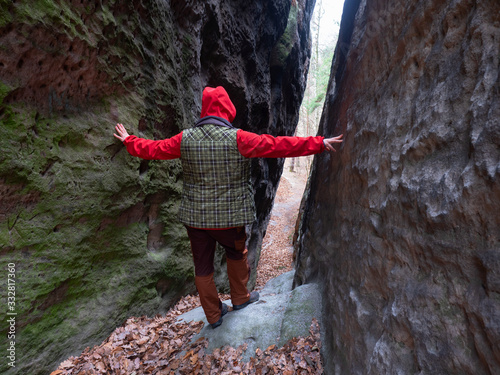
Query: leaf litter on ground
53,170,323,374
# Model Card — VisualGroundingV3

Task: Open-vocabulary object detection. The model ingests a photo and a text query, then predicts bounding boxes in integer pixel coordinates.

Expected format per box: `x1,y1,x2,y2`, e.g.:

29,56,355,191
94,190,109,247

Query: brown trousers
186,226,251,324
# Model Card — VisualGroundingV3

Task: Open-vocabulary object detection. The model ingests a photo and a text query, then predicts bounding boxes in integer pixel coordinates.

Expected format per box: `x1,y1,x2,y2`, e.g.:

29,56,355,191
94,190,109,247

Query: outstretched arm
113,123,182,160
323,134,344,152
237,130,343,158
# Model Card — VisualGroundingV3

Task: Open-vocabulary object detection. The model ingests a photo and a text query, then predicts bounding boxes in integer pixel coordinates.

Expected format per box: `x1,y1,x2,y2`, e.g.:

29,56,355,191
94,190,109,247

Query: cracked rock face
294,0,500,374
0,0,314,373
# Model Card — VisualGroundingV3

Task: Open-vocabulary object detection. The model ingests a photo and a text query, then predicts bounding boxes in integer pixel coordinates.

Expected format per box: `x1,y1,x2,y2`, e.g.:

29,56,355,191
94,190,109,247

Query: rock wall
294,0,500,374
0,0,315,373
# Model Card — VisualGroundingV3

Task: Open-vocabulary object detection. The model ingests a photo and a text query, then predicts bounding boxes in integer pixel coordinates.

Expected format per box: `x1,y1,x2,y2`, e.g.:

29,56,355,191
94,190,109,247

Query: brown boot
195,273,221,324
226,249,250,306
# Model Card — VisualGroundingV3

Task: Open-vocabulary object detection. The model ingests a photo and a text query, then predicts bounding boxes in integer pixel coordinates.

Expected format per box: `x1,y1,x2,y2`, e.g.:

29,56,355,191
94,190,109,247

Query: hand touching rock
323,134,343,152
113,123,130,142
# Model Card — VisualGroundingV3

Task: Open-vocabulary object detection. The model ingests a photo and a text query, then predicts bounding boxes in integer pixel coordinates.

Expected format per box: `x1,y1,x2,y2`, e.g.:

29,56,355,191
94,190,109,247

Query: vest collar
195,116,235,129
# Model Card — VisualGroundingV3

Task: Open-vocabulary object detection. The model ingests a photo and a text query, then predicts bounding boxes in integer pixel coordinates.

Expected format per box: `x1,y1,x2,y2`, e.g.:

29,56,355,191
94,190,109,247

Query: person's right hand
323,134,343,152
113,123,130,142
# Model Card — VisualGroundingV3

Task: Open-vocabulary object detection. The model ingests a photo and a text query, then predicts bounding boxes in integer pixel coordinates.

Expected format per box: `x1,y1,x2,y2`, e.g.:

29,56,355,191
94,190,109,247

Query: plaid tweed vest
178,124,256,228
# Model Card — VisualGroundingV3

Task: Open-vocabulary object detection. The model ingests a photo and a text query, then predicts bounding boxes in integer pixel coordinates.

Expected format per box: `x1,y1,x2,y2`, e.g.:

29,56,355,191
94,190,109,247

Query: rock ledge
178,271,322,361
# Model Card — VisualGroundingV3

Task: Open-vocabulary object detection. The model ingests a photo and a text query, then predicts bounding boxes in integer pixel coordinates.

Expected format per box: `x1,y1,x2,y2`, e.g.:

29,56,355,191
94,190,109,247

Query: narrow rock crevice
294,0,500,374
0,1,315,374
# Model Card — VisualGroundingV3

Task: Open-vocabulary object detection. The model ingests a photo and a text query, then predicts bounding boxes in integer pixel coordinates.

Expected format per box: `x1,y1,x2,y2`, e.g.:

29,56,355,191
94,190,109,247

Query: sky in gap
318,1,345,46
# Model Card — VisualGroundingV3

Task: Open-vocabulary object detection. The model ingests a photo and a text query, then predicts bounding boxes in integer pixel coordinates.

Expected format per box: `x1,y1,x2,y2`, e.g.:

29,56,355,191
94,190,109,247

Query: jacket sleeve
236,129,325,158
123,132,183,160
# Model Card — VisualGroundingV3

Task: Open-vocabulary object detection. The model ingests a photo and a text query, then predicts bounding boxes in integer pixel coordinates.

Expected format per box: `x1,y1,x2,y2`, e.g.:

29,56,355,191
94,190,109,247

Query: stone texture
0,0,315,373
294,0,500,374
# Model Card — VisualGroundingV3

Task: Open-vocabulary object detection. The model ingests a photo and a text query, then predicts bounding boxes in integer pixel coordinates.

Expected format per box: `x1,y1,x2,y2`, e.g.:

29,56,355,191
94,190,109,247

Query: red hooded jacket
200,86,237,122
123,86,325,160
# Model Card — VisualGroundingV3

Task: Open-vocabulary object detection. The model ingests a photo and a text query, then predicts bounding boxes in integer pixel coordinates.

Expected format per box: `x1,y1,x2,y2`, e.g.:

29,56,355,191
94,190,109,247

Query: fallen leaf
183,349,194,360
190,353,199,365
59,360,74,369
95,361,106,372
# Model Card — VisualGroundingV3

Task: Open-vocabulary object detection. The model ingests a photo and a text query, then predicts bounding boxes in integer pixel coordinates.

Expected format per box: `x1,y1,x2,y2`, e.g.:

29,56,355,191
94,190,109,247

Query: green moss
0,0,220,371
0,1,13,27
12,0,87,39
163,250,195,280
14,0,60,21
0,82,18,137
1,0,124,49
0,81,11,102
271,3,299,67
0,92,190,371
97,1,117,26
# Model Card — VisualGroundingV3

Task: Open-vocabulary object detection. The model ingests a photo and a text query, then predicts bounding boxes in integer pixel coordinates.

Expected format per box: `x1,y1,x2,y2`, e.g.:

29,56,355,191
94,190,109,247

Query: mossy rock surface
0,1,314,373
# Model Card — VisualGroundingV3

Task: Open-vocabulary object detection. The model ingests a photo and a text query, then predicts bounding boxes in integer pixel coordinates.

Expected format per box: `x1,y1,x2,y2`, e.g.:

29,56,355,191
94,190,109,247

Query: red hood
200,86,236,122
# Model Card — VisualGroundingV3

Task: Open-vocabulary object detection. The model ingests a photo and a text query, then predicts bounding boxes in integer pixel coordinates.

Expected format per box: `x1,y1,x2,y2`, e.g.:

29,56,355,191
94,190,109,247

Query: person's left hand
113,123,130,142
323,134,343,152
